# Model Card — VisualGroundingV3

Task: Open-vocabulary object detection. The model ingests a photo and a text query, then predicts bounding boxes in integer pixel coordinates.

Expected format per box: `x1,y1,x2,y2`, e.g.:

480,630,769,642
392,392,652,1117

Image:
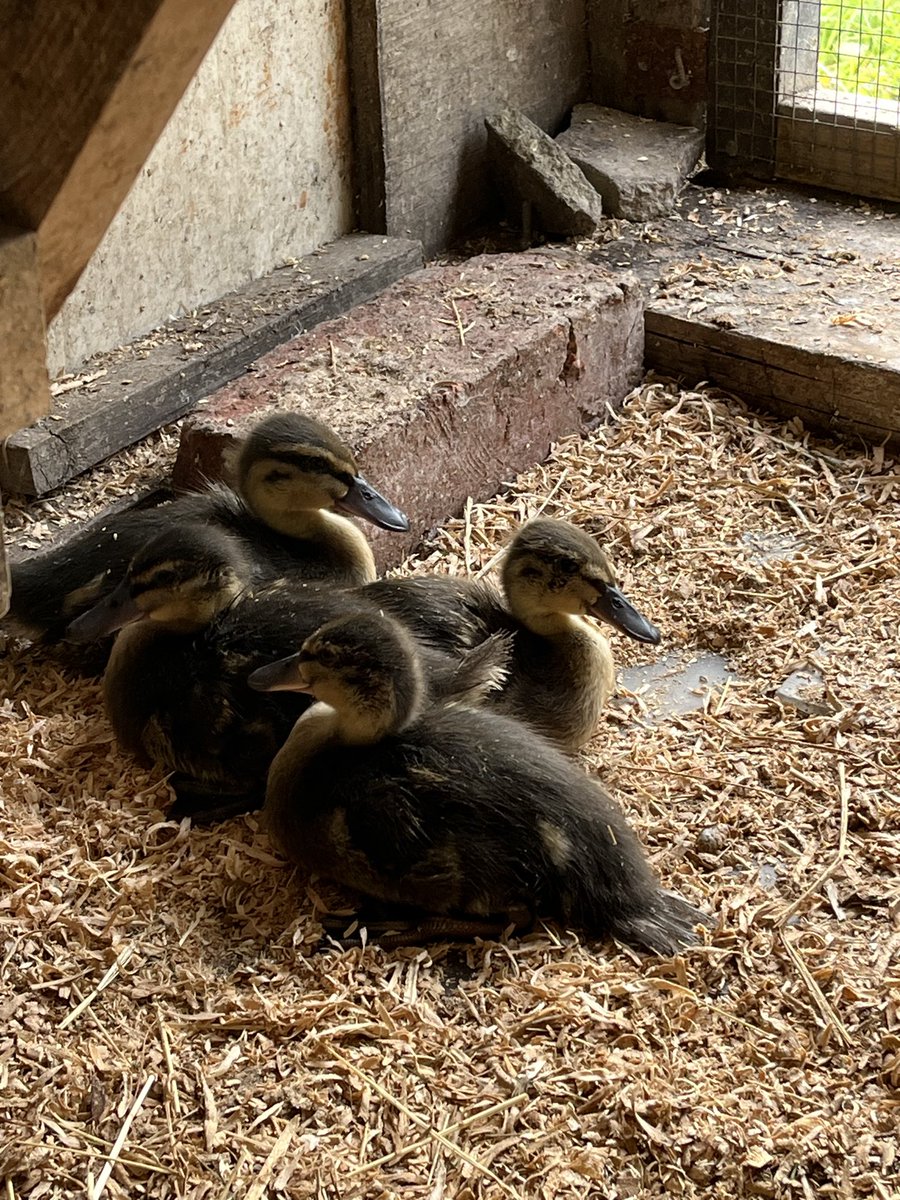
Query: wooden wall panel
588,0,709,129
350,0,589,253
0,0,236,438
0,229,49,439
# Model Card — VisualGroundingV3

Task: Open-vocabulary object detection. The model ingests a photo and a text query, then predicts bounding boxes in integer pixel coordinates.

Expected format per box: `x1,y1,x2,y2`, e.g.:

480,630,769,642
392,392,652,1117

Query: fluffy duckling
364,517,660,749
68,523,508,823
234,411,409,583
251,612,709,955
6,411,408,641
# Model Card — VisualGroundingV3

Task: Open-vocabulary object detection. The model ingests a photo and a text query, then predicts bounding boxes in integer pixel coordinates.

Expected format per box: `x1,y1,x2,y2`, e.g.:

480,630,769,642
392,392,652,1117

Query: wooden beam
0,0,238,321
347,0,388,233
588,0,709,129
645,310,900,446
0,228,50,438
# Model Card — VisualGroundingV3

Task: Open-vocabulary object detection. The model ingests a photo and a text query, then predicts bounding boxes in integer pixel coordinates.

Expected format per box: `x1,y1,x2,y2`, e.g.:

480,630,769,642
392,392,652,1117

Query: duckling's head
248,612,424,743
66,525,251,640
238,412,410,535
501,518,661,644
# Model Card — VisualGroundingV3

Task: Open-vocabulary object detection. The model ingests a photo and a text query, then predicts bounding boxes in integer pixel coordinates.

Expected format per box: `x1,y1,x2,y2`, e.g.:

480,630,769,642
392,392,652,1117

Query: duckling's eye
263,468,294,484
302,646,337,670
557,556,580,574
150,569,179,589
519,566,543,581
302,455,332,476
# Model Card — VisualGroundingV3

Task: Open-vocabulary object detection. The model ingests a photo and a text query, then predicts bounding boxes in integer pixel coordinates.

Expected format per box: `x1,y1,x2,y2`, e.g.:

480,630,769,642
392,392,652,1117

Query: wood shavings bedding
1,378,897,1198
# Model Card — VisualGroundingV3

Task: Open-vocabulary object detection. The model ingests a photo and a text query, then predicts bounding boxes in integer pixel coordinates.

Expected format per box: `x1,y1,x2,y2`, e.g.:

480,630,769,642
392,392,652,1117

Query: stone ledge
174,250,644,569
557,104,703,221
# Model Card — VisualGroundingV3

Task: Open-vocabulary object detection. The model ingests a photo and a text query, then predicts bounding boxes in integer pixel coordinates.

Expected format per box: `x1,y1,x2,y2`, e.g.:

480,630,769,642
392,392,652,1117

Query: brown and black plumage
5,411,408,642
68,523,508,823
363,517,661,749
252,611,709,955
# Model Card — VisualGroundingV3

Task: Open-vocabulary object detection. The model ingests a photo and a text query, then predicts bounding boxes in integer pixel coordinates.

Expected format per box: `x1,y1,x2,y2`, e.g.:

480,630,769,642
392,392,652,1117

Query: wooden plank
0,235,423,497
645,310,900,444
0,228,50,439
0,0,238,320
776,104,900,205
172,251,645,570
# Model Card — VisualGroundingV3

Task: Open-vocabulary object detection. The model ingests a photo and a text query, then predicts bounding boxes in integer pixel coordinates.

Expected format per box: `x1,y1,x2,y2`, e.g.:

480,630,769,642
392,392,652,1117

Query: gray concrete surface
485,109,604,237
619,652,736,720
556,104,703,220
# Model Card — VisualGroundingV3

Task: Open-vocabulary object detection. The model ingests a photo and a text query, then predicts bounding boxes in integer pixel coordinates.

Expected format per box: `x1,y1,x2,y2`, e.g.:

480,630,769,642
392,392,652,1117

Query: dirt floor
1,379,898,1198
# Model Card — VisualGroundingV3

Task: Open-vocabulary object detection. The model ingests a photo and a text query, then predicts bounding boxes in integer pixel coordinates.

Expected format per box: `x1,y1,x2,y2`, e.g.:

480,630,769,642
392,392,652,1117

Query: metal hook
669,48,691,90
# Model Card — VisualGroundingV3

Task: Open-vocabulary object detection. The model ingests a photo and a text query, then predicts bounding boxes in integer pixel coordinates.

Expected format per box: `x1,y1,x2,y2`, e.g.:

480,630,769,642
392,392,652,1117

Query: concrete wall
47,0,354,378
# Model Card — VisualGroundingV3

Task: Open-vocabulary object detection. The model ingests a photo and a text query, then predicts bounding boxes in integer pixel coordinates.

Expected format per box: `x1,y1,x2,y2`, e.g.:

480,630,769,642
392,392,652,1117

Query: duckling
67,523,509,824
5,411,408,642
235,411,409,582
363,517,660,749
250,612,709,955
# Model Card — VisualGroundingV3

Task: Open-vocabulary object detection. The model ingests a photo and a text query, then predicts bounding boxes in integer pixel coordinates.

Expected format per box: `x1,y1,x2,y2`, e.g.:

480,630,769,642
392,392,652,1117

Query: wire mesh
709,0,900,200
709,3,779,174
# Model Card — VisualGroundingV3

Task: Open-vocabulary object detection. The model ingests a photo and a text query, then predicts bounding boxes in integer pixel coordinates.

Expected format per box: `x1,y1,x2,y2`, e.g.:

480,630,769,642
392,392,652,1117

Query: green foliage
817,0,900,100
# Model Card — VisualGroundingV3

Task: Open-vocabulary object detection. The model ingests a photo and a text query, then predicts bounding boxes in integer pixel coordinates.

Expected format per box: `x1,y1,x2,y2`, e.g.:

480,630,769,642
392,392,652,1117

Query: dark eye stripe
130,566,189,594
261,451,355,488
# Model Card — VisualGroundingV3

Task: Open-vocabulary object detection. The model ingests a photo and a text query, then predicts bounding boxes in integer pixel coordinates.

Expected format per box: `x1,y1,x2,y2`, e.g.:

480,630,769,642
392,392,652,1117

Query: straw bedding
1,378,897,1199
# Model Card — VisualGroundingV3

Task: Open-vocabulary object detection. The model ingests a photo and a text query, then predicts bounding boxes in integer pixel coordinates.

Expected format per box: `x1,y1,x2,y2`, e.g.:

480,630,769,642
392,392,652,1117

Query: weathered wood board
591,182,900,446
646,312,900,443
0,0,238,321
588,0,708,130
0,235,423,497
0,228,50,439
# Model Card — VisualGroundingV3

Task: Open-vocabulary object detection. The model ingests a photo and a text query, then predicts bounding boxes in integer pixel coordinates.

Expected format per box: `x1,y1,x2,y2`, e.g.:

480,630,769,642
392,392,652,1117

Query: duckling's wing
428,631,513,707
6,484,251,643
7,508,163,640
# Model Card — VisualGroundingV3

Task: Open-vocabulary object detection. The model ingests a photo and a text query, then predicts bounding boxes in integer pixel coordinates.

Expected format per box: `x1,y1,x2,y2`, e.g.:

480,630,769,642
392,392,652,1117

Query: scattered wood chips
1,378,898,1198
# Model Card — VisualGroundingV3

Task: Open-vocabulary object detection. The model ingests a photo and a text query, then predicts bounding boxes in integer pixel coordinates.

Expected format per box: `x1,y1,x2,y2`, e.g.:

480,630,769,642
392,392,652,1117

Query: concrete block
619,652,735,721
484,109,603,237
174,251,644,570
556,104,704,221
775,667,837,716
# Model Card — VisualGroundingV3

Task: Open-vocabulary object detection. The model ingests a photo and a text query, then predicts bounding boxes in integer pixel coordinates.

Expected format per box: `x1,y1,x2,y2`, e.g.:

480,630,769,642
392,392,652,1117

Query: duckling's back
7,487,257,640
5,484,363,643
271,705,706,954
361,575,510,653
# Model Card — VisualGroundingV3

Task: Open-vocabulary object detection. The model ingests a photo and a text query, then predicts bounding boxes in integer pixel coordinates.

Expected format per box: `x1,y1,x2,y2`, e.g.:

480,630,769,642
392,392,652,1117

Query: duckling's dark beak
66,581,145,642
336,474,410,532
589,586,661,645
247,653,312,693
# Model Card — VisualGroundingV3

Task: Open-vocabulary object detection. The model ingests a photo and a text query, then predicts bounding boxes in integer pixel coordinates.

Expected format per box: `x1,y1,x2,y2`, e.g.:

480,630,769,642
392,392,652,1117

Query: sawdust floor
1,379,898,1199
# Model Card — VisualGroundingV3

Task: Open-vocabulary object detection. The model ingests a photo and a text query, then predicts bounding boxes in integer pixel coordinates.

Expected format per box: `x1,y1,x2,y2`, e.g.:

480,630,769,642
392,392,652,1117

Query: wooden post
0,228,50,439
0,0,238,438
588,0,709,129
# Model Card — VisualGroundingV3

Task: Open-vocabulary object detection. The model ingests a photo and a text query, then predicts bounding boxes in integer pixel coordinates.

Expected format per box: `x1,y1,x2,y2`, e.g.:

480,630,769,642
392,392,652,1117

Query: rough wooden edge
645,309,900,445
0,234,423,497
